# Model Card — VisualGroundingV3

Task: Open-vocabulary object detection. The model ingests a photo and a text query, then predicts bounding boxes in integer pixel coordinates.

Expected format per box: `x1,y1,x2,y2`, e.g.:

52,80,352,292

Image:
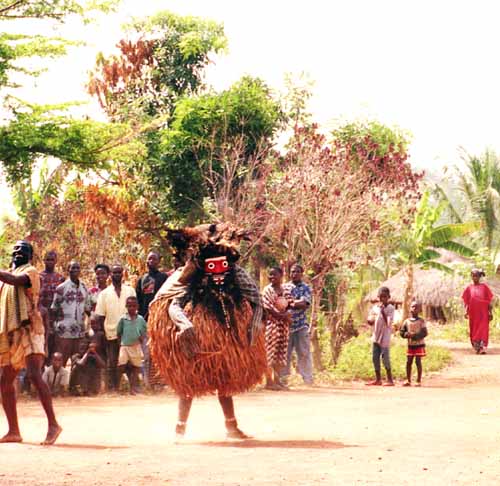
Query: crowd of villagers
1,244,495,400
1,244,314,402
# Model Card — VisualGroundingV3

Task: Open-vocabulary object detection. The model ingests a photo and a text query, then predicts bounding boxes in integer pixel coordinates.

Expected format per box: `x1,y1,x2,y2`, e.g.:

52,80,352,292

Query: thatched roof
365,249,498,307
366,267,462,306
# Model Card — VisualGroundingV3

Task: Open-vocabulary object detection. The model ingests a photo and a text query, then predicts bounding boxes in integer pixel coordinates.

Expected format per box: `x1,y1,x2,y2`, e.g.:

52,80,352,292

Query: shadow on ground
187,439,355,449
23,442,129,450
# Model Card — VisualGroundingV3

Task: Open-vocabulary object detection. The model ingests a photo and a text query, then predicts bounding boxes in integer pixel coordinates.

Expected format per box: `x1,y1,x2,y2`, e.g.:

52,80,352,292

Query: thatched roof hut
365,267,463,306
365,249,496,307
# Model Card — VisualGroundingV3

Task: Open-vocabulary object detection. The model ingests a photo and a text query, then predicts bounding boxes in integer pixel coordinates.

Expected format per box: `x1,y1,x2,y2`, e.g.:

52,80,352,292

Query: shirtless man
0,241,62,445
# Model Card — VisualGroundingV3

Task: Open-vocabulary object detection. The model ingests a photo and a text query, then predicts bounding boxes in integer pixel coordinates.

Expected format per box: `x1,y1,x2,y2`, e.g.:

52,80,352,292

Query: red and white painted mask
204,256,229,285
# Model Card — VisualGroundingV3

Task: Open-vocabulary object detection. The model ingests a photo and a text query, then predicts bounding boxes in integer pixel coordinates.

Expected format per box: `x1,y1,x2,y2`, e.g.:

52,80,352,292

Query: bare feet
402,381,411,387
366,380,382,386
41,424,62,446
174,422,186,443
383,381,395,387
0,432,22,443
226,427,252,440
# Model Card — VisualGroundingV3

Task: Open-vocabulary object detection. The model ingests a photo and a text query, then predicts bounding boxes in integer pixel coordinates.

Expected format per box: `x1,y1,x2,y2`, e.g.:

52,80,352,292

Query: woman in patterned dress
262,267,291,390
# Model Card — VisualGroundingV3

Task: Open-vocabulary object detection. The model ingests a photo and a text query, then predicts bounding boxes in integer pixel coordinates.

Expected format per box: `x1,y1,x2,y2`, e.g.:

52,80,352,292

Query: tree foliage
0,1,119,88
150,76,283,220
0,100,145,185
1,181,163,276
259,124,420,369
397,191,480,318
0,1,118,20
88,10,227,120
437,149,500,253
330,120,418,197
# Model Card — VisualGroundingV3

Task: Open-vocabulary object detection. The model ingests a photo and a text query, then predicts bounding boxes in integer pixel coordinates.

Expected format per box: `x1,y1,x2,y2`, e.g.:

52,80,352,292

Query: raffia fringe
148,296,266,397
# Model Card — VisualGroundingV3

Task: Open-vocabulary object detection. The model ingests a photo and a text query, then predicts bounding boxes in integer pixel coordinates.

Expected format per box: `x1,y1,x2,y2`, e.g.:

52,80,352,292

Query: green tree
88,10,227,120
457,150,500,252
151,76,283,221
0,100,146,229
397,191,479,319
0,0,119,89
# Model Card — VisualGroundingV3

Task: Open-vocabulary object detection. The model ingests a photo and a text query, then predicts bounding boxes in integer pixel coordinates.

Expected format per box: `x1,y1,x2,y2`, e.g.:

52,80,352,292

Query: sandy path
2,342,500,485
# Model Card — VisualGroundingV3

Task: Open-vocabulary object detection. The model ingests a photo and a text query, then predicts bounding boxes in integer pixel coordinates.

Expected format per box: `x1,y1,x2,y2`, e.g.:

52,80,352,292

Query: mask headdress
166,223,251,268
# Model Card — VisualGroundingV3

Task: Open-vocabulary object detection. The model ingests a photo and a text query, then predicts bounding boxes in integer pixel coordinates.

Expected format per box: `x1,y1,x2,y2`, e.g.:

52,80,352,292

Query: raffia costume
0,264,45,369
148,224,267,399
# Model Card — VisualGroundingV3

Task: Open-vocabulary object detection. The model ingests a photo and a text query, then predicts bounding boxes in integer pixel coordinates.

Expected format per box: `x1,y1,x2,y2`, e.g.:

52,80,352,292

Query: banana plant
397,191,480,319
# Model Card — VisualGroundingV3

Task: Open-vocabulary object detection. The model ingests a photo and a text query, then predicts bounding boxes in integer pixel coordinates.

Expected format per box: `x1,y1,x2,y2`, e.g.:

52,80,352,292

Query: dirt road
2,342,500,485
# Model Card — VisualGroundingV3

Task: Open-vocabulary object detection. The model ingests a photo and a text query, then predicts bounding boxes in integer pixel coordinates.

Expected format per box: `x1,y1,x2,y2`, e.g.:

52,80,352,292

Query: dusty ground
2,342,500,486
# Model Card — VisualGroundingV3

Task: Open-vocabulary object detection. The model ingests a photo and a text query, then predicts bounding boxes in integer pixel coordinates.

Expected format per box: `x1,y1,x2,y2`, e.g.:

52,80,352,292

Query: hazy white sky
2,0,500,214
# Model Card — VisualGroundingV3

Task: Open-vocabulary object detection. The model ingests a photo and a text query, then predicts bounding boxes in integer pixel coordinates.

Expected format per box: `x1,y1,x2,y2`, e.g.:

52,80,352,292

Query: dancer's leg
176,396,193,437
217,395,250,439
0,365,22,442
26,354,62,445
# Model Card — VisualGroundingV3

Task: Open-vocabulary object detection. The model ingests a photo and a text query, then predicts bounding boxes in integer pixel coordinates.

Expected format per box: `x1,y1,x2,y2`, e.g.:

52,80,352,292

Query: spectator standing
136,251,167,387
262,267,291,390
88,264,110,359
42,352,69,396
400,301,428,386
69,340,105,396
39,251,64,361
117,296,147,394
95,264,136,391
462,268,494,354
51,261,91,366
366,286,395,386
281,264,314,386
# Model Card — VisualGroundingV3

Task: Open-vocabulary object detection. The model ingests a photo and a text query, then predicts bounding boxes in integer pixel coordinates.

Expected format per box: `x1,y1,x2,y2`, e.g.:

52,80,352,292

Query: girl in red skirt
400,301,428,386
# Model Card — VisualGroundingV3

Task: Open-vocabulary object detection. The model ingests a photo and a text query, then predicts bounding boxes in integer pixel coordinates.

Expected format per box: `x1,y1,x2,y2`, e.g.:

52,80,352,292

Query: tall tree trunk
310,277,325,372
402,264,414,320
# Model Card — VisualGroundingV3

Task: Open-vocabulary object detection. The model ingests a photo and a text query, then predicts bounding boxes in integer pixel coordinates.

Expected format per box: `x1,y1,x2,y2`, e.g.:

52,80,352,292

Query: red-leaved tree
265,125,421,369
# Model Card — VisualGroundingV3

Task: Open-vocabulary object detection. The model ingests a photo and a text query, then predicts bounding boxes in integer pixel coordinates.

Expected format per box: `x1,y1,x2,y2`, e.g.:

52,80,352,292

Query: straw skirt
148,296,266,397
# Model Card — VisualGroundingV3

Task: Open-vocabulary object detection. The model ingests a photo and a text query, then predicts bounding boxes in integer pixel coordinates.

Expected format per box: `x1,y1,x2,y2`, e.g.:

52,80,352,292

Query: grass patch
315,332,452,382
433,317,500,343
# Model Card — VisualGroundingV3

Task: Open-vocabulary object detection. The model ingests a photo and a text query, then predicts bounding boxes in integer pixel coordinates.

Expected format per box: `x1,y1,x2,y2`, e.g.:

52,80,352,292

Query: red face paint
204,256,229,274
204,256,229,285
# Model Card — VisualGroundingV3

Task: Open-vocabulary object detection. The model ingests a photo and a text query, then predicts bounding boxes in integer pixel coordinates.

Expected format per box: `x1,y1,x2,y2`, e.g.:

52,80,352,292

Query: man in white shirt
42,352,70,396
95,264,135,391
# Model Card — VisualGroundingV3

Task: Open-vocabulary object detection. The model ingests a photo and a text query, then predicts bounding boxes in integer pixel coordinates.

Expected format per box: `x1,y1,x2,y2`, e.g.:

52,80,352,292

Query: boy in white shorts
116,296,147,394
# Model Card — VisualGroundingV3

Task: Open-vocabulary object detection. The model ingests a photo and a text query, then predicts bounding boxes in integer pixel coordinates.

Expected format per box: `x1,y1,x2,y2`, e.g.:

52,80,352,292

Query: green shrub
315,332,452,382
435,313,500,343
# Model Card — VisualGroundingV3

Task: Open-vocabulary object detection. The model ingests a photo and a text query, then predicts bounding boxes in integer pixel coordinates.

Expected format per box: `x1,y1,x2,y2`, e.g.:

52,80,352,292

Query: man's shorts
23,331,45,357
118,343,143,367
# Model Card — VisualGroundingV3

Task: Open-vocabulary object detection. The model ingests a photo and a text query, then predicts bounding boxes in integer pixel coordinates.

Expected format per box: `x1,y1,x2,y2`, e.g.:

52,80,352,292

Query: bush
315,332,452,382
435,313,500,343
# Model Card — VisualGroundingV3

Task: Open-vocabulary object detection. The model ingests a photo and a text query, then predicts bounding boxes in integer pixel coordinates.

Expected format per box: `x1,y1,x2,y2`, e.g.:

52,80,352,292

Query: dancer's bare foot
226,427,252,440
0,432,22,443
41,424,62,446
173,422,186,443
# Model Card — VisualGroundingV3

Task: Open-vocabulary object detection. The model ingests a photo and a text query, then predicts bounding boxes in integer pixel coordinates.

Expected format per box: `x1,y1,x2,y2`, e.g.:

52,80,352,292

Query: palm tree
397,191,480,319
436,149,500,254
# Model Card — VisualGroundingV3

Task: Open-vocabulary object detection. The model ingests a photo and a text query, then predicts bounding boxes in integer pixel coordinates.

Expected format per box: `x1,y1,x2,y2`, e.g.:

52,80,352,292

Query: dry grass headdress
166,222,251,266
